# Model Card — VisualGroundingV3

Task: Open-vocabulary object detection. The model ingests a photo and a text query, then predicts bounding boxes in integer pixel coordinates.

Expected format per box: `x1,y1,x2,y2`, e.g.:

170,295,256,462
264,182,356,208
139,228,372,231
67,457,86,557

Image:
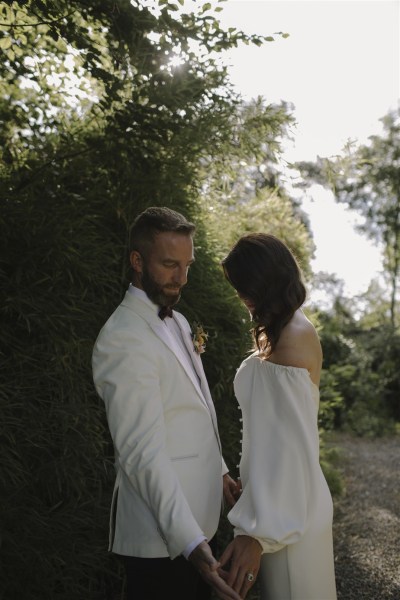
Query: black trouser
120,538,217,600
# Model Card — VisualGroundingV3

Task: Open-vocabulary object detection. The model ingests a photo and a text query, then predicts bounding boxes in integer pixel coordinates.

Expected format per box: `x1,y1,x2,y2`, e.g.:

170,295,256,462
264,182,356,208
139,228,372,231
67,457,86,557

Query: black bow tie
158,306,173,320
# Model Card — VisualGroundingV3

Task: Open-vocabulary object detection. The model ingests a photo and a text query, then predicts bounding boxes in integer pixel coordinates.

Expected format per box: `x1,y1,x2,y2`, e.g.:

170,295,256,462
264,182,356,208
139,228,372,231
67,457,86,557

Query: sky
214,0,400,297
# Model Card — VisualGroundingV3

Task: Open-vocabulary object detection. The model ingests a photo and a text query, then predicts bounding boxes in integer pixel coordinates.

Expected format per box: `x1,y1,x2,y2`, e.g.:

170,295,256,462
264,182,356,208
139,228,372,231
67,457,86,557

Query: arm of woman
220,348,322,595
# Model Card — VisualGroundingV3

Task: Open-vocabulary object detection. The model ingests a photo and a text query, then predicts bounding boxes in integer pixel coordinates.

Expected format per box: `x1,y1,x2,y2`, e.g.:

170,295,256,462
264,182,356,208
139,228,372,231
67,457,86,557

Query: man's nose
175,266,188,286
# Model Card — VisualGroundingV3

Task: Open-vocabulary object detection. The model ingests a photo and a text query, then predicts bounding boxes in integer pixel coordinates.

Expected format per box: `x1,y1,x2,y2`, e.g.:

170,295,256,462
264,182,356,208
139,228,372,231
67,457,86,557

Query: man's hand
223,473,241,508
218,535,262,599
188,541,242,600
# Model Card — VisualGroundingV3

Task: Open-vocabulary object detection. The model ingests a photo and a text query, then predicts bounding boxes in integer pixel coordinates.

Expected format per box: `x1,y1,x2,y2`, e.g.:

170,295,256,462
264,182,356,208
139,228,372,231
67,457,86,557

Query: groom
92,206,240,600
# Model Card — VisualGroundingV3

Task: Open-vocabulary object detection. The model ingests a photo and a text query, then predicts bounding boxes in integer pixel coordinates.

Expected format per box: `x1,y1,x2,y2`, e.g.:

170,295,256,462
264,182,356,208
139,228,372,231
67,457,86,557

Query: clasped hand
218,536,262,599
215,476,262,599
190,475,261,599
188,541,242,600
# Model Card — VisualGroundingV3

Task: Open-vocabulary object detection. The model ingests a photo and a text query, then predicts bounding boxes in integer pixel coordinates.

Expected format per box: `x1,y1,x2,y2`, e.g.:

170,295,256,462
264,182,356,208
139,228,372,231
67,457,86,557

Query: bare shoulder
270,310,322,385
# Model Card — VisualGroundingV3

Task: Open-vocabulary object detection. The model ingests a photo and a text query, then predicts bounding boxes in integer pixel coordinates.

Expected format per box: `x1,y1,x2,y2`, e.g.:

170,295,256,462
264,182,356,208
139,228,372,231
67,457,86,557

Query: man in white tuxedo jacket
92,207,240,600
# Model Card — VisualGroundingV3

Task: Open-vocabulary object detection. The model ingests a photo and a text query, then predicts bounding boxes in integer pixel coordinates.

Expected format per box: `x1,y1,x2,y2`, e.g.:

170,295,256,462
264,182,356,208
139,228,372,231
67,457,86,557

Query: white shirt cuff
183,535,207,559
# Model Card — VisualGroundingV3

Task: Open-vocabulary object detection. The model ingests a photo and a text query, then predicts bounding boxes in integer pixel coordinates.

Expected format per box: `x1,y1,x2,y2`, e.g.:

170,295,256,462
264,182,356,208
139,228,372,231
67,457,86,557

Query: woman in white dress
218,233,337,600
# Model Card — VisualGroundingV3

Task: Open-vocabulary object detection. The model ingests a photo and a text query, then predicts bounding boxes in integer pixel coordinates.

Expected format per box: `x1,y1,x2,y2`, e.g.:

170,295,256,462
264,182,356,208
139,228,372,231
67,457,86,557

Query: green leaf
16,10,28,21
1,4,14,22
0,35,12,50
13,44,24,56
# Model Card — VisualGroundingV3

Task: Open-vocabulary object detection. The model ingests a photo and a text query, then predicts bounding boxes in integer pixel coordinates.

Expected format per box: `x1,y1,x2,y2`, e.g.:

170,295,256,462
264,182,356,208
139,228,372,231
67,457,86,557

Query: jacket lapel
173,314,221,439
174,316,213,403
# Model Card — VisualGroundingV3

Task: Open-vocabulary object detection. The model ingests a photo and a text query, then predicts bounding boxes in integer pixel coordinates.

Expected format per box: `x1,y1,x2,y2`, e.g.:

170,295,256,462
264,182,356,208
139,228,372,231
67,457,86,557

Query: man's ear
130,250,143,274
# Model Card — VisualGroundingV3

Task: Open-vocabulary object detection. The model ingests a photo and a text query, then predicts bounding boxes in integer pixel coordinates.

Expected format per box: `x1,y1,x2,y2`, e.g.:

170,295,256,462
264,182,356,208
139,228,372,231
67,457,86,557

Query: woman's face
238,292,256,316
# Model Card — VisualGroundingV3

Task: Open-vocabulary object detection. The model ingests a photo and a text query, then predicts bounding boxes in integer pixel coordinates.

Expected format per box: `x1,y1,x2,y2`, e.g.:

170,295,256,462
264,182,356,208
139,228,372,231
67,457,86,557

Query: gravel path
331,433,400,600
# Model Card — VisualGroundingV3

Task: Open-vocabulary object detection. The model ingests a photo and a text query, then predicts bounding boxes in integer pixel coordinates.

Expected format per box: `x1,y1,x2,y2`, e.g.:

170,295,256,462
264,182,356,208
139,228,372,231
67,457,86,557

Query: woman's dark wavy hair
222,233,306,359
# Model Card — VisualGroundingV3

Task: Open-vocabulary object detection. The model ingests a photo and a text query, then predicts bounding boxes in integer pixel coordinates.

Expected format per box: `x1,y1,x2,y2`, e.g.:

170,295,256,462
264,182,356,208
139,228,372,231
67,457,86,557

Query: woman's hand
218,535,262,599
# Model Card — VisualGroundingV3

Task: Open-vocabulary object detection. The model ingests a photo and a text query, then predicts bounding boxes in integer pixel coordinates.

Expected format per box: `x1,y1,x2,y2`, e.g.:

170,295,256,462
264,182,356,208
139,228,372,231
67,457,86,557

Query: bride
219,233,337,600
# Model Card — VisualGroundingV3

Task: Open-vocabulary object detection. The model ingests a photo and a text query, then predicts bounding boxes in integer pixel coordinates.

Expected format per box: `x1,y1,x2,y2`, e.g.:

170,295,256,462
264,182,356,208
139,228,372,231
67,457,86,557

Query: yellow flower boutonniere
192,322,208,354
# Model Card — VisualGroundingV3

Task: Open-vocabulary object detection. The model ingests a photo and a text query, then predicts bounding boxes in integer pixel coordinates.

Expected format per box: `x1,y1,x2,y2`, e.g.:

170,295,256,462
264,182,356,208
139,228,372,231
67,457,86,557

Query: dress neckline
251,353,320,391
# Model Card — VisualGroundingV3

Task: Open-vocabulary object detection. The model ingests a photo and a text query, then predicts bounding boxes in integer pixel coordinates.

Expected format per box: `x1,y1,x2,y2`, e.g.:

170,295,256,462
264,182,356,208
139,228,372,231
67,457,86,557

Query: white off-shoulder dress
228,353,337,600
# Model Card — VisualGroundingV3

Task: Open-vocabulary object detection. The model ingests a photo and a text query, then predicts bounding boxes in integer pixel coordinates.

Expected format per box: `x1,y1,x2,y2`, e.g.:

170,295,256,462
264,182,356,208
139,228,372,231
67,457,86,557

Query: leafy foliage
0,1,341,598
313,306,399,438
0,1,299,598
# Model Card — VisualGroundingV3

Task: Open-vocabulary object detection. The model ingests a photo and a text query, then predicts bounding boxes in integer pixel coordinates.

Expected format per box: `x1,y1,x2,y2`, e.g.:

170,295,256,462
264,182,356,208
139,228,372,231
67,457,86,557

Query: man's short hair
129,206,196,256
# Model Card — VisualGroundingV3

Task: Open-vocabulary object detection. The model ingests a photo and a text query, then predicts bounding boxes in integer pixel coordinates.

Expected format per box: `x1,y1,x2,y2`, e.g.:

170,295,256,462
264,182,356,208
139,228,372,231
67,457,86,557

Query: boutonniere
192,322,208,354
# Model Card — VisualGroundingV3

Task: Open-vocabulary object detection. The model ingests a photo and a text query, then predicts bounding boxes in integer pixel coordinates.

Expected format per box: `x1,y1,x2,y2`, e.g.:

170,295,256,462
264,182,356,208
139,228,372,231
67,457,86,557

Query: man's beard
141,264,181,307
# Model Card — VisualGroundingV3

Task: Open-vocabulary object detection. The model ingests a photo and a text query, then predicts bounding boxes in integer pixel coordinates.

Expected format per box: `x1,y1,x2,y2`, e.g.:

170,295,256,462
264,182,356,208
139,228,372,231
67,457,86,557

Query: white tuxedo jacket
92,291,227,559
